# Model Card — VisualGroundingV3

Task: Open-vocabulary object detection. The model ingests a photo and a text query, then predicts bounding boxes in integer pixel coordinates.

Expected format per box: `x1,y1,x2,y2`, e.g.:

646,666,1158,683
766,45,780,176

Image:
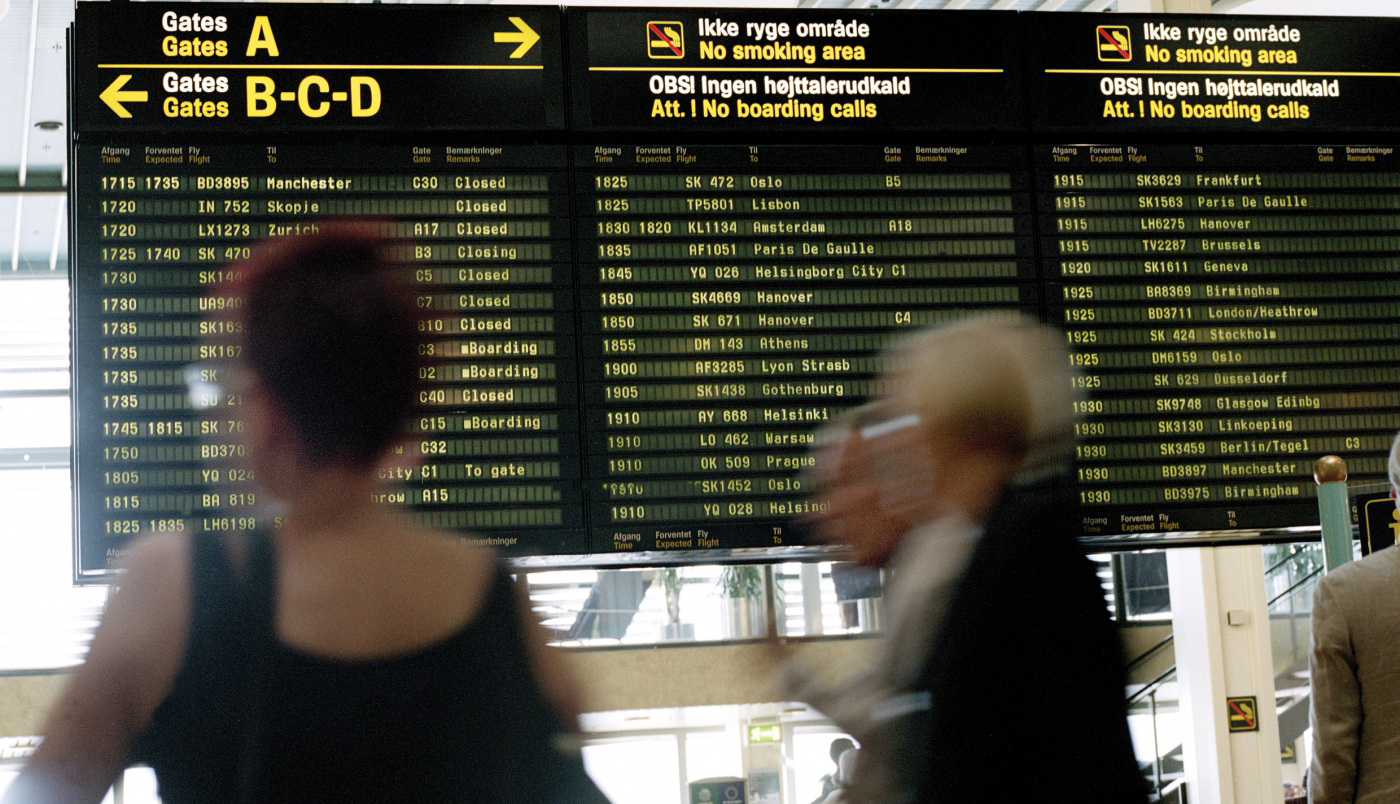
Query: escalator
1122,543,1322,802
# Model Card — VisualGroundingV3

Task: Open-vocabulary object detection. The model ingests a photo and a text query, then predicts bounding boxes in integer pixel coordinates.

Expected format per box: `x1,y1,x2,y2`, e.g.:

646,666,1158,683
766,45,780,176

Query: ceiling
0,0,1389,276
1,0,69,275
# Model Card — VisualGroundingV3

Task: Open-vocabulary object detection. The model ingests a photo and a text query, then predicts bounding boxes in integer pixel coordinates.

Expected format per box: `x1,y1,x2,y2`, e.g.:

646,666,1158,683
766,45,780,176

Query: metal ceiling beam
12,0,40,271
19,0,37,188
48,192,63,272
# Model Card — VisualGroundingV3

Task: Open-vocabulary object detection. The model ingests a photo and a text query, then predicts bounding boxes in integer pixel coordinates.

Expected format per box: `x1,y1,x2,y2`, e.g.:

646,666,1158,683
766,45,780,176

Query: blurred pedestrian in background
811,737,857,804
787,312,1145,804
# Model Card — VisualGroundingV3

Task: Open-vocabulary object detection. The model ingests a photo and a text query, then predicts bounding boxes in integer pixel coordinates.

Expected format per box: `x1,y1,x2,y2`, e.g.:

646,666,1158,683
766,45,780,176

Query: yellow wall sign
648,22,685,59
1227,696,1259,732
74,4,562,132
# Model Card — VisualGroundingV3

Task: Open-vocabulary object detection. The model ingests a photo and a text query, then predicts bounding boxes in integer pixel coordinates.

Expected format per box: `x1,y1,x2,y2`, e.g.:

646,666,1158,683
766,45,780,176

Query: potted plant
717,565,766,638
661,567,693,640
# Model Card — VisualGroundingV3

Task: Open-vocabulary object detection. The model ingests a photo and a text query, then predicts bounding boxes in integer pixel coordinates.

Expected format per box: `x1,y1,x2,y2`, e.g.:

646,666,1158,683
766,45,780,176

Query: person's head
803,412,908,566
213,222,423,472
829,737,855,765
865,313,1081,527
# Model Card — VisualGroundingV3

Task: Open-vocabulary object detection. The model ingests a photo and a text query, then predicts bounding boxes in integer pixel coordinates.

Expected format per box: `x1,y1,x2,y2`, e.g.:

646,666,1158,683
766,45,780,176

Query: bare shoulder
118,528,193,588
395,526,502,619
93,529,193,697
412,526,499,580
13,531,193,803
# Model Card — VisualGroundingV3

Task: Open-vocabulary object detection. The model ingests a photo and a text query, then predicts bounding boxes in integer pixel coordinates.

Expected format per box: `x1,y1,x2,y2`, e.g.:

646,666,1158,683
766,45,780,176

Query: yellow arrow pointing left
494,16,540,59
100,75,148,118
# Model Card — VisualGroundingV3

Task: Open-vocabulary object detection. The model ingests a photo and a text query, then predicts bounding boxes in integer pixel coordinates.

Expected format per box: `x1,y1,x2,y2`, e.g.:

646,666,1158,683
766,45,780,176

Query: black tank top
131,531,607,803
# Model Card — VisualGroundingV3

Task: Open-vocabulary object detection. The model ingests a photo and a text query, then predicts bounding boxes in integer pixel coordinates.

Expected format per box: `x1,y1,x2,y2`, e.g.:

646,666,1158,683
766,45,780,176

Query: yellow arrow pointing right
494,16,540,59
100,75,148,118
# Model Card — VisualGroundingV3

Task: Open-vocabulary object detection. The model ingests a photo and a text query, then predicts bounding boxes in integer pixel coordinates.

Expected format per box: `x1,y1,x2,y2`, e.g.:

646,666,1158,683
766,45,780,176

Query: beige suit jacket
1310,546,1400,803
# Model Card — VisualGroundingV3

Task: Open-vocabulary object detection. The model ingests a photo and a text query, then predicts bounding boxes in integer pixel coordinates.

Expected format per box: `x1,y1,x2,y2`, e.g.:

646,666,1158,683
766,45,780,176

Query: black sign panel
72,141,585,577
568,9,1023,133
72,3,564,132
574,144,1034,552
1026,13,1400,135
1359,492,1396,555
70,5,1400,576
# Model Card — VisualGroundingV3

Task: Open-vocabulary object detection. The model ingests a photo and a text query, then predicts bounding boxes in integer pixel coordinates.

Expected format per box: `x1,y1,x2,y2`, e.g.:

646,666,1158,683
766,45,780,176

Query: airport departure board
575,144,1031,551
71,143,584,573
1025,13,1400,536
67,4,1400,576
1041,144,1400,535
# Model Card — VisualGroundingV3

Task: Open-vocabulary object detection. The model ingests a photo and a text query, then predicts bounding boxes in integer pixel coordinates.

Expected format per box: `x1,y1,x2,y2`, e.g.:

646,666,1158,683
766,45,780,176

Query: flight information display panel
72,142,583,575
1041,144,1400,536
575,144,1034,552
71,4,1400,575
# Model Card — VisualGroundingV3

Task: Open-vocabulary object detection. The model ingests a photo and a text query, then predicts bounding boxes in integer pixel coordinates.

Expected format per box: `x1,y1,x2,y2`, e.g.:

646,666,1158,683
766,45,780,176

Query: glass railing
1125,661,1181,800
1265,543,1322,680
525,553,1122,648
1267,542,1323,792
525,562,885,647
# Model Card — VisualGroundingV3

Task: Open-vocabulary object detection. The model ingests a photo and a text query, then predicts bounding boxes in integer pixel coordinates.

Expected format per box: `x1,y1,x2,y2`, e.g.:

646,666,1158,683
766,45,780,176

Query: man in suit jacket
1309,432,1400,804
802,313,1146,803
